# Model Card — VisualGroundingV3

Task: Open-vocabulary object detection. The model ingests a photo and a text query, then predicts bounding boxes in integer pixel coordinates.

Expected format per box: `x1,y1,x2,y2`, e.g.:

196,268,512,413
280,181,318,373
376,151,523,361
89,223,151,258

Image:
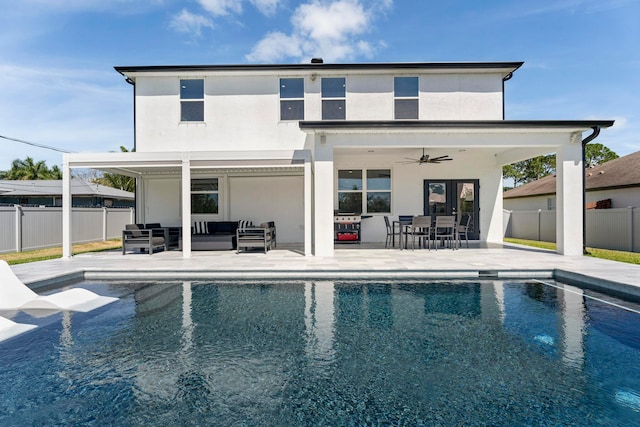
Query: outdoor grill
334,214,361,242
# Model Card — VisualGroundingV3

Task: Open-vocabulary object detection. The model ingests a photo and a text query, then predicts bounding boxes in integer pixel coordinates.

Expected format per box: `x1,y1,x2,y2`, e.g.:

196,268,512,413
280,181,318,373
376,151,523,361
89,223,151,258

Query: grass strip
0,240,122,265
504,238,640,265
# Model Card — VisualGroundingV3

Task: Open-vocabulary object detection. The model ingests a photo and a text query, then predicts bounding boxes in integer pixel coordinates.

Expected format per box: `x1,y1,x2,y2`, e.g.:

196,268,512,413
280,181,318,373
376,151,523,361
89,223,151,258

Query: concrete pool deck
9,242,640,298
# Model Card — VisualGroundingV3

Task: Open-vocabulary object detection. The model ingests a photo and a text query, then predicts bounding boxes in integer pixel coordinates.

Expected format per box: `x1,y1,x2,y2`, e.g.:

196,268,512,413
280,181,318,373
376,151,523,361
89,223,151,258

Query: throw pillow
193,221,208,235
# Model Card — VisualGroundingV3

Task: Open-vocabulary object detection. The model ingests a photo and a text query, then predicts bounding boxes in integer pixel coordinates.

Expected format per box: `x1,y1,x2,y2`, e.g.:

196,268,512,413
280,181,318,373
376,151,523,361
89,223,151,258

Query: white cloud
170,9,215,36
197,0,243,16
246,32,303,62
247,0,391,63
250,0,281,16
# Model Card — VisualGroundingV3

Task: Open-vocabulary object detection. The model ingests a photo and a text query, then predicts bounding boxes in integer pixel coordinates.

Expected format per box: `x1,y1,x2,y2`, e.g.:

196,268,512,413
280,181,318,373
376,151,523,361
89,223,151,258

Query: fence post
630,207,635,253
537,209,542,241
129,207,135,225
103,207,108,242
14,205,22,253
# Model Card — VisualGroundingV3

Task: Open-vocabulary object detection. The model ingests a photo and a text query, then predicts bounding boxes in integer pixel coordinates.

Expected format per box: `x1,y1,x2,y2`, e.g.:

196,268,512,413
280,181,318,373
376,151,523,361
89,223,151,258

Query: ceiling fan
397,148,453,165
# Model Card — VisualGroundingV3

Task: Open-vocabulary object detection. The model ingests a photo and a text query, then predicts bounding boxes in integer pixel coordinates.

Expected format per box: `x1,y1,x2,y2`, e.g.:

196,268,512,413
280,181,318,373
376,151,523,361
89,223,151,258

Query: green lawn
0,240,122,265
504,238,640,265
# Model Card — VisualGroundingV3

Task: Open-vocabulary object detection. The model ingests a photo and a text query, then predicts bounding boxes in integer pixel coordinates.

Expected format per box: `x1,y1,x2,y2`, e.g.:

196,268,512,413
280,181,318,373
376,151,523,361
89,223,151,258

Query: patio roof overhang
299,120,615,134
64,150,310,177
300,120,615,166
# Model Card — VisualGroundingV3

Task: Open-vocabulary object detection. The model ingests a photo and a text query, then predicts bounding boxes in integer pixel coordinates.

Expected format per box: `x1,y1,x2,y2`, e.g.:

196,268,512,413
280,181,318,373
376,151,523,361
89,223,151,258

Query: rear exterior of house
61,61,613,257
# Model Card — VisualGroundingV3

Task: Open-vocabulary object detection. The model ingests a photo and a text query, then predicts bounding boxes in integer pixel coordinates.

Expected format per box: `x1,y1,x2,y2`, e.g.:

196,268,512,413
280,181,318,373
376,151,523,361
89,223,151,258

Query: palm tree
95,146,135,192
5,157,57,180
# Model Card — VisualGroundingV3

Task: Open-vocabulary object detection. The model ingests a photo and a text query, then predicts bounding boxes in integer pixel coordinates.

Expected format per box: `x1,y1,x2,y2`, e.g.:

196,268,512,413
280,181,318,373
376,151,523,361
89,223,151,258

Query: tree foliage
3,157,62,180
93,146,135,193
503,154,555,188
585,143,618,167
503,143,618,187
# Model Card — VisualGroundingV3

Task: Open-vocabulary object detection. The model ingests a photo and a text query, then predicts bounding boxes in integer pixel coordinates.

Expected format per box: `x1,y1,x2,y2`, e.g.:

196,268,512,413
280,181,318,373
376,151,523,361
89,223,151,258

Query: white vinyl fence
504,207,640,253
0,206,135,254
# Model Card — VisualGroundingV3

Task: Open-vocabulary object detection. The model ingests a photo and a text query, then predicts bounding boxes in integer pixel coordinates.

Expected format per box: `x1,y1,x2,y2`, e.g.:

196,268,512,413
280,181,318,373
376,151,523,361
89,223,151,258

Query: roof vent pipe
311,58,324,64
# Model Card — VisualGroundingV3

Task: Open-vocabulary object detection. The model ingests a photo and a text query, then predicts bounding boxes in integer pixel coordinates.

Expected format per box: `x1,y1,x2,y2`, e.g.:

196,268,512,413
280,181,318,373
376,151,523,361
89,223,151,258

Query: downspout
502,72,513,120
124,76,138,223
581,126,601,254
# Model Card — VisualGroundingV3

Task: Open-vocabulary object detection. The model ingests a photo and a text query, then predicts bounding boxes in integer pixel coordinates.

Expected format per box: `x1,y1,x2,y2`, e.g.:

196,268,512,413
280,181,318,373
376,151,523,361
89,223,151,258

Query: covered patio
60,121,613,259
61,150,313,258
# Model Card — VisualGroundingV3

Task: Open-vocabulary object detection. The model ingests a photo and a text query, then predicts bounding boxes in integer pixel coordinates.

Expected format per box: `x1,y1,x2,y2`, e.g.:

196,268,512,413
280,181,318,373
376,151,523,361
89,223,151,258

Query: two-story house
60,60,613,257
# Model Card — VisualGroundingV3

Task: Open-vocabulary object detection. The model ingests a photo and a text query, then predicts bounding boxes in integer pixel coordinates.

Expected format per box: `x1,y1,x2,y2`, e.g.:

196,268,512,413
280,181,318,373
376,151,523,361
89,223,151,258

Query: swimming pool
1,279,639,425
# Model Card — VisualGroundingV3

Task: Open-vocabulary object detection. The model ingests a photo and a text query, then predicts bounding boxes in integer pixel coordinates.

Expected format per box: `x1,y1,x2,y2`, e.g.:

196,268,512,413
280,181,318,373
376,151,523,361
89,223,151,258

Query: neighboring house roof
503,150,640,199
0,179,134,199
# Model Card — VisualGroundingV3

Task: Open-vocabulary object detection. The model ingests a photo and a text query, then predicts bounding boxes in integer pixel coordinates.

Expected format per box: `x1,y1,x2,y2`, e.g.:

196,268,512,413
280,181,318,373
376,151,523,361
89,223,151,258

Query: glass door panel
427,182,447,215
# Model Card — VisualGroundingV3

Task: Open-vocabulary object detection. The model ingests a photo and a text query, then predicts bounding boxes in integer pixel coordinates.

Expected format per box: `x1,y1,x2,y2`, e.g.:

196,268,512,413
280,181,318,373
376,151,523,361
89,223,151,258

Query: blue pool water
1,279,640,426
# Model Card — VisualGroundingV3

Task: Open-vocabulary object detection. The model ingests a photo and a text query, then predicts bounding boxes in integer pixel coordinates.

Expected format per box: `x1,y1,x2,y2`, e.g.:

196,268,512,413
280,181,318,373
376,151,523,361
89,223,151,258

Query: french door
423,179,479,240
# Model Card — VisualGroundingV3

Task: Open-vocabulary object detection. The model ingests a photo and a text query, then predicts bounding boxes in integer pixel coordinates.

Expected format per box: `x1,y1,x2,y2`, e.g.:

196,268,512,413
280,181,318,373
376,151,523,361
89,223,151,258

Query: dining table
393,216,459,250
393,218,414,250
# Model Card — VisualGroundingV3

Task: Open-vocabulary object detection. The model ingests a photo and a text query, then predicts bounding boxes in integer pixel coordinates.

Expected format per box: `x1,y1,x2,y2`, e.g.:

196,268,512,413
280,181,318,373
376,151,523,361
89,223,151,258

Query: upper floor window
337,169,391,214
180,79,204,122
280,78,304,121
394,77,418,119
322,77,346,120
191,178,218,214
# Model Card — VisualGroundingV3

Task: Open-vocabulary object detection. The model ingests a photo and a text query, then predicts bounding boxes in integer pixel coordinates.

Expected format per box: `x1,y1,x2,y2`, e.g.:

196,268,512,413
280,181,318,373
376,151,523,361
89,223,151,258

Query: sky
0,0,638,172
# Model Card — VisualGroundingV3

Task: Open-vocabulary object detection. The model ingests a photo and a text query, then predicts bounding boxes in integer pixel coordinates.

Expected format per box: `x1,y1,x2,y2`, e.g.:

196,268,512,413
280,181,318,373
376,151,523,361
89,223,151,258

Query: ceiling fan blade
429,155,452,161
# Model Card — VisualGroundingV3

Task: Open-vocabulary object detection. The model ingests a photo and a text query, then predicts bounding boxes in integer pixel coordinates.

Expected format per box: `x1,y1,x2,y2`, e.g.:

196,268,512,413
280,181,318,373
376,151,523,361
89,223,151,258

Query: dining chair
409,215,431,250
457,214,471,248
397,215,414,249
434,215,456,250
383,215,399,248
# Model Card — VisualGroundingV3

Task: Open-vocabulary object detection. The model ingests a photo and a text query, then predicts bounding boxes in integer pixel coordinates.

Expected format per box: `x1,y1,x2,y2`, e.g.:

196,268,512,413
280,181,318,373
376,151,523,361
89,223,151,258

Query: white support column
136,177,144,224
304,153,312,256
102,207,108,241
62,155,72,259
14,205,22,253
313,140,334,256
181,157,192,258
556,134,584,256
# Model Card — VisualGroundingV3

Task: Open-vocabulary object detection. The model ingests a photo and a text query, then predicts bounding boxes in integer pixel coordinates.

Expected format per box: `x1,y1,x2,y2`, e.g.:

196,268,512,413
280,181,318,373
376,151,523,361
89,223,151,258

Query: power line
0,135,74,154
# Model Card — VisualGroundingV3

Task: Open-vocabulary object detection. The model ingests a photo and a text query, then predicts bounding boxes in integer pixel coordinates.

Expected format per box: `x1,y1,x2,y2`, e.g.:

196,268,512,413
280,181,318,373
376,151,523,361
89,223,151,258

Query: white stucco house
61,60,613,258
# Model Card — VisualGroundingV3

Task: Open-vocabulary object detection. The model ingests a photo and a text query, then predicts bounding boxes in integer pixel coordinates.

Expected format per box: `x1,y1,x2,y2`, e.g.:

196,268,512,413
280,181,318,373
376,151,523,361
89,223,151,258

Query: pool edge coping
25,267,640,301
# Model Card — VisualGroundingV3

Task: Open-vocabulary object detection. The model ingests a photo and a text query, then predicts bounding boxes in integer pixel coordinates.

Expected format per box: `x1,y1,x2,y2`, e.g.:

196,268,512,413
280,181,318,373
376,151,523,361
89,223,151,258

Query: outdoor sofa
180,221,239,251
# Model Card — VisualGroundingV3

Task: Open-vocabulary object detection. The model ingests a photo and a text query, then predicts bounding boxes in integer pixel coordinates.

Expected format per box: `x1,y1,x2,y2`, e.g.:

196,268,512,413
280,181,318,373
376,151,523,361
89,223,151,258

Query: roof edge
299,120,615,130
114,61,524,75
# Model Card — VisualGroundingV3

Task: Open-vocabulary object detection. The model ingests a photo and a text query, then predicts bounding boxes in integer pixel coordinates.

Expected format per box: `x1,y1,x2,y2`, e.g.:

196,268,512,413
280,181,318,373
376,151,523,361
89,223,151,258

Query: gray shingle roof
0,179,134,199
503,150,640,199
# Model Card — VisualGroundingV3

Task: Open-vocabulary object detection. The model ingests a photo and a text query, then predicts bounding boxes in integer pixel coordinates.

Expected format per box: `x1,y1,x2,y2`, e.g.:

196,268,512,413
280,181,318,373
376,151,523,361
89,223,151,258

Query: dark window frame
322,77,346,120
337,168,391,214
280,78,305,121
394,76,419,120
180,79,204,122
191,178,219,214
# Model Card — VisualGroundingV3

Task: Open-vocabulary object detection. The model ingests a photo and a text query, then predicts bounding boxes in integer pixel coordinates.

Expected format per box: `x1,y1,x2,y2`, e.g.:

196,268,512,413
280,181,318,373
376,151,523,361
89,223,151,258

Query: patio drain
478,270,499,278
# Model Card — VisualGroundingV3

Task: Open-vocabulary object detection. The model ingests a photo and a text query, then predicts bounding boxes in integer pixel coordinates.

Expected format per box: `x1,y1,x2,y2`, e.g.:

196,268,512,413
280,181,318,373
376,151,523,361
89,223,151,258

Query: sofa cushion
206,221,218,234
213,221,238,234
